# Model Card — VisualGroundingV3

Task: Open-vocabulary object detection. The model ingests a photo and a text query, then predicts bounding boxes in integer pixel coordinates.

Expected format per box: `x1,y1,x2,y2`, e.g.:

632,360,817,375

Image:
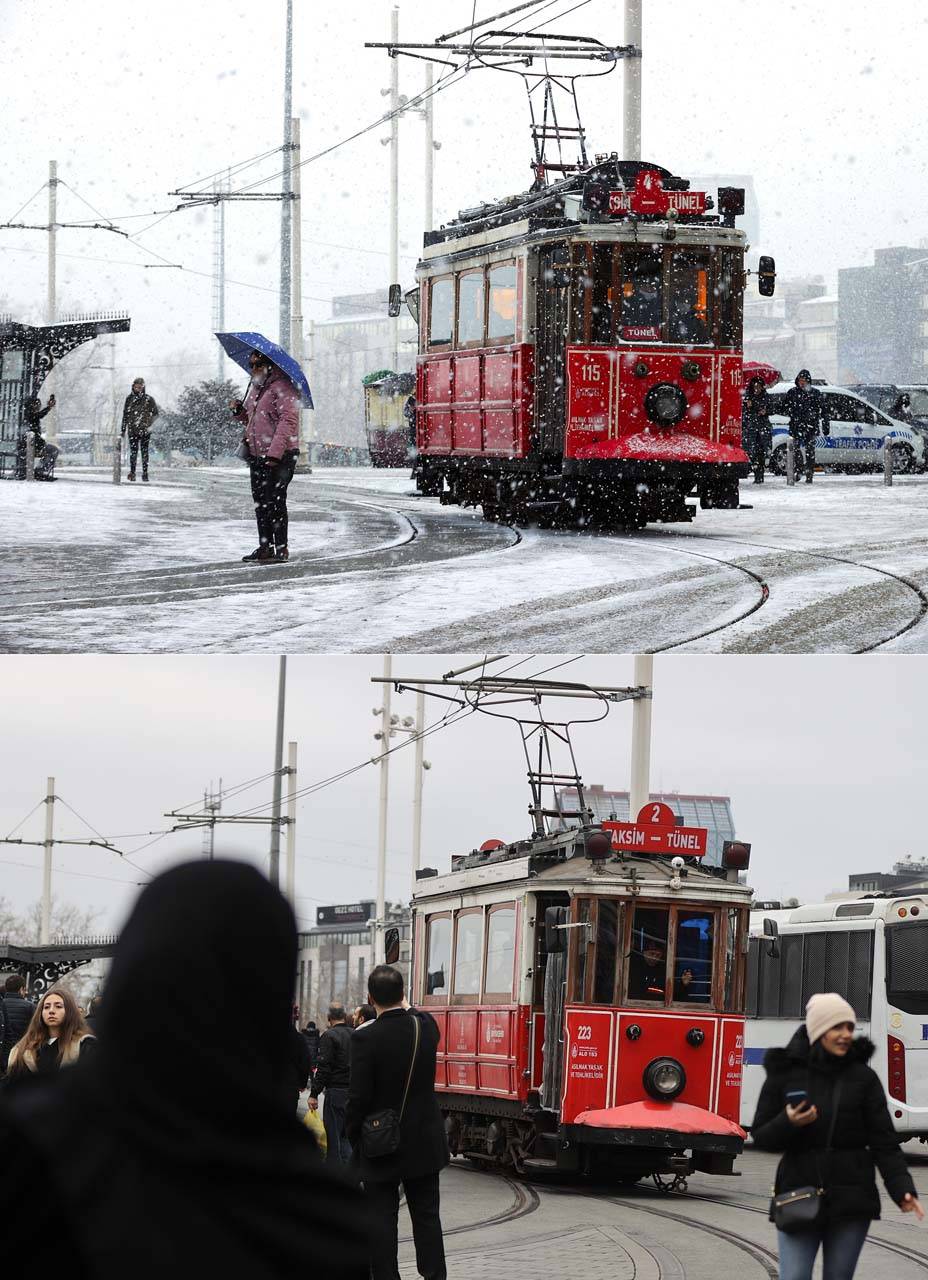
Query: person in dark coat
120,378,159,482
347,964,449,1280
0,861,369,1280
5,986,96,1080
1,974,35,1072
21,394,59,480
890,392,914,423
782,369,830,483
741,375,772,484
287,1025,312,1111
751,992,923,1280
301,1019,321,1070
309,1002,353,1164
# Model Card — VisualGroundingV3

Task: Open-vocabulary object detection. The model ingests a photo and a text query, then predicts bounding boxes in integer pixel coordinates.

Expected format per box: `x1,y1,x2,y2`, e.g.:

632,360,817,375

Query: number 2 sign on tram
602,801,709,857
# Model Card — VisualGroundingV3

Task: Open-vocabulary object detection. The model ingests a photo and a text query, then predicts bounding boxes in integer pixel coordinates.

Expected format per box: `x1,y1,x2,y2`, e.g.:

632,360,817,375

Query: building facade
838,245,928,384
296,899,412,1025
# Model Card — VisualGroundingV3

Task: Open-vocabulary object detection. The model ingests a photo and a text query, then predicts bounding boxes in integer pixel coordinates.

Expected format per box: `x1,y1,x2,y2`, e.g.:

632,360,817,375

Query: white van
766,382,925,474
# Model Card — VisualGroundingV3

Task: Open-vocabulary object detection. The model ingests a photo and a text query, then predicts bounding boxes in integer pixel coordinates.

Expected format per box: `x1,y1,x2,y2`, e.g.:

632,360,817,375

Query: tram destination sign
606,169,708,218
602,801,708,858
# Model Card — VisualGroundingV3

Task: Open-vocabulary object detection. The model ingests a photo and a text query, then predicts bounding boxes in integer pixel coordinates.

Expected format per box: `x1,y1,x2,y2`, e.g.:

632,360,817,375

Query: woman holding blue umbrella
231,349,301,562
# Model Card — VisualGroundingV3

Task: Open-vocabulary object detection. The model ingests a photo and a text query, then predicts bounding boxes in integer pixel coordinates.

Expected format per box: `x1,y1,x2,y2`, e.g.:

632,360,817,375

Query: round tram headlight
644,382,687,427
643,1056,686,1101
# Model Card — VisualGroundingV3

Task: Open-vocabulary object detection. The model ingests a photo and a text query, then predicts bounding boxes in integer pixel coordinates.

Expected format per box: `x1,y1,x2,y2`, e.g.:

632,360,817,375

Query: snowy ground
3,465,928,654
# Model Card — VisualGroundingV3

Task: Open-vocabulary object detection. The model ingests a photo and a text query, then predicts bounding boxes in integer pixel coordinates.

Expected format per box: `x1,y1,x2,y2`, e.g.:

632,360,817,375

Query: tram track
399,1170,540,1246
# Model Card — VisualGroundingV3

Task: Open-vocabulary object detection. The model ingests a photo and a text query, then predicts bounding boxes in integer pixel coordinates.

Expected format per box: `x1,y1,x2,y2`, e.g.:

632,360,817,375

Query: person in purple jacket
231,350,301,562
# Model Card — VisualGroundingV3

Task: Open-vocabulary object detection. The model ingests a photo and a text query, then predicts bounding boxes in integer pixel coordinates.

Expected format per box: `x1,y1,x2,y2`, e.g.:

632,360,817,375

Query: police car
765,382,926,474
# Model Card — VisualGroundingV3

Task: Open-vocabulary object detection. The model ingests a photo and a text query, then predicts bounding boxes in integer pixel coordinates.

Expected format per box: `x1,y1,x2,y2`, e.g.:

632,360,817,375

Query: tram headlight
644,383,687,427
643,1056,686,1101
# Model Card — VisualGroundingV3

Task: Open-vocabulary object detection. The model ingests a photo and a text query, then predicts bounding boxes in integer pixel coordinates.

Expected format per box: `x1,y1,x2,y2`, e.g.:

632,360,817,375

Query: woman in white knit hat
752,992,923,1279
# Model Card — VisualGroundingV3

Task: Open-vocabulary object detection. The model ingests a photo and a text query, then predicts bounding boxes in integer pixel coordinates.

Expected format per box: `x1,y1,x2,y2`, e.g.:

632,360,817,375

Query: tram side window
715,250,741,347
425,916,451,997
457,271,485,346
429,278,454,348
569,245,614,344
572,899,593,1001
627,906,669,1002
484,906,516,997
668,249,710,344
674,910,713,1003
487,263,517,343
723,908,744,1013
620,249,663,335
593,899,620,1004
453,911,484,997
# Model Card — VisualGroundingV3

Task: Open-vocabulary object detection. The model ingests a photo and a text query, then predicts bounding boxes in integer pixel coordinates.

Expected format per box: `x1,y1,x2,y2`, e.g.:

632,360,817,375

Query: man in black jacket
309,1003,352,1164
783,369,830,483
120,378,160,482
347,965,448,1280
1,975,34,1072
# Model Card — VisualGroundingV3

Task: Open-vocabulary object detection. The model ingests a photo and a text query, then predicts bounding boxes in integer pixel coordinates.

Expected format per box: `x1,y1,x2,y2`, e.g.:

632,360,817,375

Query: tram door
534,244,571,457
537,897,570,1111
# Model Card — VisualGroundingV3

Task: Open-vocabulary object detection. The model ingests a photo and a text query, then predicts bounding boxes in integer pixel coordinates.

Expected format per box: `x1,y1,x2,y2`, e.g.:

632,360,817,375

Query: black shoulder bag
771,1078,843,1234
360,1013,420,1160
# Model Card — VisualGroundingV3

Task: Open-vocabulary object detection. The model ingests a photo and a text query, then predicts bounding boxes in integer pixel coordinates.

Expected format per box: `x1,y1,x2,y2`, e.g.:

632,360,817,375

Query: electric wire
4,182,48,226
4,797,47,841
0,856,147,888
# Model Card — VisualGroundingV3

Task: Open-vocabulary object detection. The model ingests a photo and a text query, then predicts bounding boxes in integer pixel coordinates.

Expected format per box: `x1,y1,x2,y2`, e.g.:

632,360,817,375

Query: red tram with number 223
409,159,776,529
410,804,754,1186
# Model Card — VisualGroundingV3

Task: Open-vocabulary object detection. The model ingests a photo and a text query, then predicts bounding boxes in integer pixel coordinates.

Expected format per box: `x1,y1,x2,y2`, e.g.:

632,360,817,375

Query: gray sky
0,654,922,935
1,0,926,404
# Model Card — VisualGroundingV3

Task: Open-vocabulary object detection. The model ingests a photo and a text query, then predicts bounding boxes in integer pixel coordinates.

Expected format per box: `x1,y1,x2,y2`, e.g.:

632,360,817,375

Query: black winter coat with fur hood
751,1025,916,1222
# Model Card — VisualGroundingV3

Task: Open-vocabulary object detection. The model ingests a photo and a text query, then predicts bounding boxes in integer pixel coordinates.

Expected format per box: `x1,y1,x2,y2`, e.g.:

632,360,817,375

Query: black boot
242,545,274,563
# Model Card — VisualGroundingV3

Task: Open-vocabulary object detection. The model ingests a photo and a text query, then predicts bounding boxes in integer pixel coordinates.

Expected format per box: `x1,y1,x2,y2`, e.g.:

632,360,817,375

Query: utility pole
279,0,294,352
629,654,653,819
375,655,393,962
269,656,288,887
623,0,643,160
110,335,121,484
41,777,55,945
213,172,227,382
47,161,57,325
389,5,400,369
285,741,298,905
202,782,222,860
424,62,434,233
290,116,307,465
411,688,426,886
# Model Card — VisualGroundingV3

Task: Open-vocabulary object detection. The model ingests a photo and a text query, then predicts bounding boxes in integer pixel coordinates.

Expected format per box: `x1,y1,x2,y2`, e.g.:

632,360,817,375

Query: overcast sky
1,654,923,935
2,0,926,405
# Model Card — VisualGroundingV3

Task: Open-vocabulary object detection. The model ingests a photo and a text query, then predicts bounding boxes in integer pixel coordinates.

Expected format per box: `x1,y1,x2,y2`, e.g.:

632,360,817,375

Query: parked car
765,382,926,474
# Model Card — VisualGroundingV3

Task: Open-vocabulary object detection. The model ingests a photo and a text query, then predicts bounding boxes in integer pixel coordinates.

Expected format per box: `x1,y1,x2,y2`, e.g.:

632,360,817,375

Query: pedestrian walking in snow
5,986,95,1080
751,992,923,1280
0,975,34,1073
741,375,772,484
20,394,59,480
231,350,301,563
309,1003,353,1164
0,861,370,1279
891,392,914,424
783,369,829,483
120,378,159,482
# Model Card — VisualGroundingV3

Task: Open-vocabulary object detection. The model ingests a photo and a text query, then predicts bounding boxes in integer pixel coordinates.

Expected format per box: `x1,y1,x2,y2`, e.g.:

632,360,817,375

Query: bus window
487,263,517,343
593,899,620,1004
484,905,516,998
429,277,454,348
627,906,669,1002
715,249,741,346
668,250,710,344
457,270,485,346
886,923,928,1014
453,910,484,997
675,910,713,1003
425,915,451,997
620,249,663,338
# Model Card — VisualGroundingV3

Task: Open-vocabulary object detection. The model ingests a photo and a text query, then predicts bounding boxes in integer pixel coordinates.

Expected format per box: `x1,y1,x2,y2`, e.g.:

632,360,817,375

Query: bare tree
12,897,101,945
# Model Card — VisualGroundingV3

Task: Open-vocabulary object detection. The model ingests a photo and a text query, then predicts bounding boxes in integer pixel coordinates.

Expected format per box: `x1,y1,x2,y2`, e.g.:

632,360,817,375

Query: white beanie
805,992,856,1045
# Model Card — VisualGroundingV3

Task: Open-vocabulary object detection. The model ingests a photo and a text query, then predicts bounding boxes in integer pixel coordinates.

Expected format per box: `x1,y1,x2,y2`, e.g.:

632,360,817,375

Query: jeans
249,453,296,549
365,1172,446,1280
777,1217,869,1280
322,1086,352,1165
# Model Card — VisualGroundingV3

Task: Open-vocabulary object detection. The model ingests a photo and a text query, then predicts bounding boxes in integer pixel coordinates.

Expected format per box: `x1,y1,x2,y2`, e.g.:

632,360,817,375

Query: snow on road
2,466,928,654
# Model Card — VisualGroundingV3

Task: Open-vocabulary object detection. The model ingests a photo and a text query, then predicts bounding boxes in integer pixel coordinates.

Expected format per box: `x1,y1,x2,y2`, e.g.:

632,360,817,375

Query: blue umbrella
215,331,313,408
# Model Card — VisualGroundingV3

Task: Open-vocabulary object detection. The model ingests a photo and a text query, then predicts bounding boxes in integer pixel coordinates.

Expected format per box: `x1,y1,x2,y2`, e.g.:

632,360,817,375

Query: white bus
742,897,928,1140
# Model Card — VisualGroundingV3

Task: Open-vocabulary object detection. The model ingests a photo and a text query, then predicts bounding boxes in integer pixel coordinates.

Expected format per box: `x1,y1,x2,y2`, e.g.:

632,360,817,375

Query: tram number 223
576,1025,593,1041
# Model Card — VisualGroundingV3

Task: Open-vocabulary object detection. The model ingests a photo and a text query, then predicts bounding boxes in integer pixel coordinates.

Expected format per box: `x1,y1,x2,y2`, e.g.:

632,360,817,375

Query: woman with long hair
752,992,923,1280
6,986,95,1078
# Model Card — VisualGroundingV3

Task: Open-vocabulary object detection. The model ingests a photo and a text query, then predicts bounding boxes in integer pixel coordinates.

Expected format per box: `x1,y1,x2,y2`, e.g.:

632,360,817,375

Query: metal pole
24,433,35,482
629,655,653,821
389,5,400,369
412,687,425,888
41,777,55,944
290,116,306,465
47,161,57,325
286,740,297,904
269,656,288,886
110,335,121,483
279,0,293,351
884,438,894,487
424,62,434,233
376,654,392,962
786,436,796,486
623,0,642,161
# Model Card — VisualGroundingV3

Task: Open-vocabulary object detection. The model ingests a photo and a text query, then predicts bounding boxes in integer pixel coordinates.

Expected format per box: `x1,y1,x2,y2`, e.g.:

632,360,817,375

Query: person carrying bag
360,1014,419,1160
752,993,923,1280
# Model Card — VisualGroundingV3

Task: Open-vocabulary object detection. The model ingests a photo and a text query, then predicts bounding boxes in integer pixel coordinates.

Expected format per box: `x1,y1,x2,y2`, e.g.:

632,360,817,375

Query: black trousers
364,1171,446,1280
748,444,766,482
790,433,816,480
249,453,296,549
128,433,150,477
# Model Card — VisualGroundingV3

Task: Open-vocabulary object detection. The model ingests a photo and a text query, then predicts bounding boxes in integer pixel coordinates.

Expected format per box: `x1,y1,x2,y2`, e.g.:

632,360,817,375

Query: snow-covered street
3,465,928,653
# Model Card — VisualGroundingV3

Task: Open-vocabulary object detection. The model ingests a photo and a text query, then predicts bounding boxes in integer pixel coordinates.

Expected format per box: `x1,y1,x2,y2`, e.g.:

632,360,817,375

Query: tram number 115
580,364,602,382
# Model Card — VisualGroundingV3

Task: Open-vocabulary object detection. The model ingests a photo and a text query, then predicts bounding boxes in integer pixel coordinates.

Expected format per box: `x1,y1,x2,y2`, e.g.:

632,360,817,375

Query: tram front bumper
564,1100,746,1155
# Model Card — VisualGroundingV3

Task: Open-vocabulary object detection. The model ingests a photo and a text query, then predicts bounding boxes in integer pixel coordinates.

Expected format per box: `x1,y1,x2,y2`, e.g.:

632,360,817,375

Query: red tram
410,158,775,529
410,815,752,1184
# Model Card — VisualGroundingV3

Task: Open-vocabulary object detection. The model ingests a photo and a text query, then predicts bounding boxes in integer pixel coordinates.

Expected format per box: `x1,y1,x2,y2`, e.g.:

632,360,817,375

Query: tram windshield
569,243,742,347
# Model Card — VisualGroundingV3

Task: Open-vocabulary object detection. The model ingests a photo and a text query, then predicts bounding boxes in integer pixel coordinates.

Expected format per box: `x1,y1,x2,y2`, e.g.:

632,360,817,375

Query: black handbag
771,1079,842,1234
360,1013,420,1160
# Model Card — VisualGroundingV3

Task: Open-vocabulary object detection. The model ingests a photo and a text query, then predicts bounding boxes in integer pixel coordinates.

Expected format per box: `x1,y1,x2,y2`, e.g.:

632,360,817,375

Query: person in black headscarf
0,861,369,1279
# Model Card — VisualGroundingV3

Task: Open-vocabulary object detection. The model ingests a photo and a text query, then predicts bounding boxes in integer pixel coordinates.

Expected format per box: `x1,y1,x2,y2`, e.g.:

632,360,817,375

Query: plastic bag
303,1104,327,1155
